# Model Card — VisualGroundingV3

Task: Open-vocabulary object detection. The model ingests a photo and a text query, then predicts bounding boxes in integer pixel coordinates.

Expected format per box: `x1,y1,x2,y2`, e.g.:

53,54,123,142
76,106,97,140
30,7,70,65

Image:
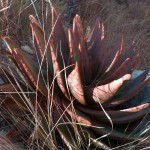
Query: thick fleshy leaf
30,15,45,60
68,62,86,105
91,49,111,82
73,15,91,83
115,70,149,96
51,7,69,70
63,100,92,126
101,58,131,85
80,127,112,150
91,121,138,141
78,103,150,123
0,67,15,84
88,18,105,60
100,37,124,79
0,84,18,93
112,103,150,122
111,76,150,105
49,42,69,99
119,41,135,65
108,70,150,106
53,104,78,149
88,19,105,76
30,15,54,76
68,29,80,66
101,42,138,83
2,37,47,96
86,74,131,103
57,127,77,150
0,63,35,93
0,94,29,113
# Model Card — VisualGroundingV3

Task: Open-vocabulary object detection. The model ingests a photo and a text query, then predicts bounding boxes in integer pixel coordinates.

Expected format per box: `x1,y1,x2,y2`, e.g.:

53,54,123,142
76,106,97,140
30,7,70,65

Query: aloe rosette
0,7,150,149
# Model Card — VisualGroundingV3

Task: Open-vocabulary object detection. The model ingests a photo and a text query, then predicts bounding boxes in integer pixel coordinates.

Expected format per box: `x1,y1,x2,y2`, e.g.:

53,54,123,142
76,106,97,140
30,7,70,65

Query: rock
0,129,8,136
132,70,150,77
21,45,33,54
0,78,4,85
122,70,150,108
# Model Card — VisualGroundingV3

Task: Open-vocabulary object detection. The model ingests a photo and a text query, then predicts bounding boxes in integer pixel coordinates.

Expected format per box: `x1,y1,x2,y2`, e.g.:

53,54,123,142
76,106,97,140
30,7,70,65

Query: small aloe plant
0,7,149,149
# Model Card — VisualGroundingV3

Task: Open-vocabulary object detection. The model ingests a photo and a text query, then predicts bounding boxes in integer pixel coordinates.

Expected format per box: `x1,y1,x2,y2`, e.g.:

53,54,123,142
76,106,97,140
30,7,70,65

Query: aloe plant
0,7,149,149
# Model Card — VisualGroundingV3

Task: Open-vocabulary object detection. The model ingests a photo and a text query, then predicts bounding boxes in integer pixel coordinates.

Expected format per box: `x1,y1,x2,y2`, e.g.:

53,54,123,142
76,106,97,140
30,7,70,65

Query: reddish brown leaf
51,7,69,70
79,102,150,124
30,15,45,60
63,100,92,126
101,58,131,84
2,37,47,96
49,42,69,99
73,15,91,83
86,74,131,103
30,15,54,77
68,62,86,105
88,19,105,75
91,121,138,141
100,37,124,79
111,76,150,106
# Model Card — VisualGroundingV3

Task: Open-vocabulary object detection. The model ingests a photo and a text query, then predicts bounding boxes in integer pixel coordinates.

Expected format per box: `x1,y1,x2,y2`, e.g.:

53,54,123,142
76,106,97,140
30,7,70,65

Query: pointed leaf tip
29,15,35,21
86,74,131,103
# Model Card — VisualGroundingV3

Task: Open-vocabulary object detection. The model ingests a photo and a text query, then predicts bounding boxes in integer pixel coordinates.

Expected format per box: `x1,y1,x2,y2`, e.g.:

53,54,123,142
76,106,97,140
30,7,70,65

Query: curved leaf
100,37,124,79
2,37,47,96
101,58,131,84
30,15,54,77
86,74,131,103
73,15,91,83
30,15,46,60
91,122,138,141
88,19,105,76
51,7,69,70
63,100,92,126
50,42,69,99
111,76,150,105
68,62,86,105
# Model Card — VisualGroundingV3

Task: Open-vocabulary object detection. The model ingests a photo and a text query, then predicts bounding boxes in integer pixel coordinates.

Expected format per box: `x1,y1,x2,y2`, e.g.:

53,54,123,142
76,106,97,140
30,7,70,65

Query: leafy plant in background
0,7,149,149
